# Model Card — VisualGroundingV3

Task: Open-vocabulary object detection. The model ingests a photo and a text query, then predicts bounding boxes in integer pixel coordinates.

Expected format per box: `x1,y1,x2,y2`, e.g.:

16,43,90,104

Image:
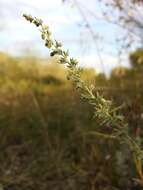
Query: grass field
0,51,143,189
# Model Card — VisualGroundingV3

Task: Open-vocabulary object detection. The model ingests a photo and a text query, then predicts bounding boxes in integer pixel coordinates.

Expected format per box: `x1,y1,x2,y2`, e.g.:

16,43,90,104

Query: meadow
0,49,143,189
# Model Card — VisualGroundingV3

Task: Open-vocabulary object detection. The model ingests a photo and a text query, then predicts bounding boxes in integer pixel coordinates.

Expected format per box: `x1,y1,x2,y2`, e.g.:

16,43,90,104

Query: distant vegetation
0,48,143,189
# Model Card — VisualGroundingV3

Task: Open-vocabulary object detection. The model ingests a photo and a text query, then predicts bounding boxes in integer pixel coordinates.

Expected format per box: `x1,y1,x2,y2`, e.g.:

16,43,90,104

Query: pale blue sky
0,0,138,74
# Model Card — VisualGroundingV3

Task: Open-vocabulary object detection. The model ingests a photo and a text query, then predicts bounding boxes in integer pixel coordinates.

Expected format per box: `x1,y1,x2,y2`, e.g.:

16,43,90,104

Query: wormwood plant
23,14,143,185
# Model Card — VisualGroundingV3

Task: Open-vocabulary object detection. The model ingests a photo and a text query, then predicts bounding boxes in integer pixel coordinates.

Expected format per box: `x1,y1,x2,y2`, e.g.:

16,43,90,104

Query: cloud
19,0,61,10
0,0,131,75
78,54,129,74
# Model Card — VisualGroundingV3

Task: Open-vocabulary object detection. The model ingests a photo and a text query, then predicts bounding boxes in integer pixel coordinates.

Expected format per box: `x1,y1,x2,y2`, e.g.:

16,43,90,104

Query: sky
0,0,133,74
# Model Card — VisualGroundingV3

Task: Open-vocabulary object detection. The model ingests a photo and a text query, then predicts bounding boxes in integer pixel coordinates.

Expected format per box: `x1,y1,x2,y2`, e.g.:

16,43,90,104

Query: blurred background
0,0,143,190
1,0,140,73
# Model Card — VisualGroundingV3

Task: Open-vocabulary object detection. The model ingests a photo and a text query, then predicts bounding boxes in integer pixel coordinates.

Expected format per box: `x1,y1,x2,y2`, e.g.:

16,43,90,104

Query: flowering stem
23,14,143,184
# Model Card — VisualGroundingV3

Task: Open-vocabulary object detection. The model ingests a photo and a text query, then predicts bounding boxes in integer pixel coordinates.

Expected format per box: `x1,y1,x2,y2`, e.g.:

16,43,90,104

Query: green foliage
130,49,143,69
